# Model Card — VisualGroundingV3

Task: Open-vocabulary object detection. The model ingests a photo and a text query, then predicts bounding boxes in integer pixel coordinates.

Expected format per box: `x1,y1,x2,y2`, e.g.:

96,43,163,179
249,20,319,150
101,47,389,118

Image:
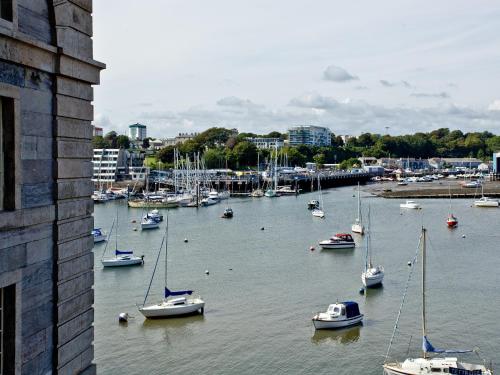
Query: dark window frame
0,0,17,31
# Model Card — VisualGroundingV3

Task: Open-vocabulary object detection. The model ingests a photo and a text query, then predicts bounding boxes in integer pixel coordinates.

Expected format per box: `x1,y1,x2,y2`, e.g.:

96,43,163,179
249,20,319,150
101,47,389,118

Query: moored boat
308,200,320,210
92,228,106,243
319,233,355,249
400,200,421,209
446,214,458,228
312,301,363,330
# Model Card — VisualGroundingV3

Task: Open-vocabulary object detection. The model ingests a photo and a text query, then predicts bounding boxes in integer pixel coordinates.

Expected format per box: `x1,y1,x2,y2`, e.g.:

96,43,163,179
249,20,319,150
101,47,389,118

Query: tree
116,135,130,149
178,139,201,155
339,157,360,170
142,137,152,149
313,153,326,168
232,141,257,168
157,145,176,164
92,136,109,149
281,147,306,167
203,148,226,169
104,131,118,148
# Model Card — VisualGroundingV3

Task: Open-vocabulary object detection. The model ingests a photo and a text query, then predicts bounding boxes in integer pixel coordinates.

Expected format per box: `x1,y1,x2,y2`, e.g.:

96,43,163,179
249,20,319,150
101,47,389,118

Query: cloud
488,100,500,111
288,93,339,110
323,65,358,82
411,92,450,99
216,96,261,109
137,102,153,107
447,82,459,89
380,80,413,88
93,113,113,127
355,86,368,90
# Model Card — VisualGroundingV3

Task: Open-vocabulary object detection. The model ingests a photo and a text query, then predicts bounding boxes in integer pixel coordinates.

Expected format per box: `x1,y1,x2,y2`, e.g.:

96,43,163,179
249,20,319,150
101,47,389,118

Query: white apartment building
288,125,331,147
92,149,127,183
246,137,284,149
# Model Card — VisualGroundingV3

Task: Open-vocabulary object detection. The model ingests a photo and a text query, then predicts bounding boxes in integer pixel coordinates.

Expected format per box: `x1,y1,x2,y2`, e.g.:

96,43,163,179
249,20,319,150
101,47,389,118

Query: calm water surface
93,186,500,374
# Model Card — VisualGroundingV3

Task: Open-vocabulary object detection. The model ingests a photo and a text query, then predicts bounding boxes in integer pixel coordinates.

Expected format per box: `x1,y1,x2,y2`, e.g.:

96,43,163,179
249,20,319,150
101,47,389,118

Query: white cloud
323,65,358,82
216,96,261,109
488,100,500,111
411,92,450,99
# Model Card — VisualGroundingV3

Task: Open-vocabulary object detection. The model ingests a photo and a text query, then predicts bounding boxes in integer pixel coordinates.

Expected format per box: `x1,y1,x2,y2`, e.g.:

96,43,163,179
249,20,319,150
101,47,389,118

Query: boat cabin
333,233,354,242
327,301,360,319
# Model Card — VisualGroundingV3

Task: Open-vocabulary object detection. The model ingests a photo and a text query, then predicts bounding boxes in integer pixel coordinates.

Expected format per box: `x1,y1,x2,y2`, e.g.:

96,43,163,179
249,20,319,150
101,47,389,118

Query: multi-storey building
0,1,104,374
288,126,331,147
245,137,284,149
93,126,103,137
128,123,147,141
91,149,127,183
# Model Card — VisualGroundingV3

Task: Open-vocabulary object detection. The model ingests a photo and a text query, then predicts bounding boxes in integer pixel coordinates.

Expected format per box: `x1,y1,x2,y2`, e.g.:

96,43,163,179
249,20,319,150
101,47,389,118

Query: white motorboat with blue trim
312,301,363,330
319,233,355,249
92,228,106,243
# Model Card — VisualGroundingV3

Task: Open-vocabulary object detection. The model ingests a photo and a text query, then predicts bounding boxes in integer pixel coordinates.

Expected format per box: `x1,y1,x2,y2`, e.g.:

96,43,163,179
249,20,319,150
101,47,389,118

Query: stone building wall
0,0,103,374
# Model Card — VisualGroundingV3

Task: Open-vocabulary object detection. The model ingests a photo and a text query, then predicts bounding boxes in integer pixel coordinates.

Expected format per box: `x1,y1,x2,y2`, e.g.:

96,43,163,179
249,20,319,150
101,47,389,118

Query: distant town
92,123,500,186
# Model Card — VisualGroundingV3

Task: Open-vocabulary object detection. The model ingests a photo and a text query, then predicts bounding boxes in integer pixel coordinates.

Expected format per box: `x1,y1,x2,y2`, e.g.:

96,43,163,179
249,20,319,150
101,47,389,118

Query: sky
92,0,500,138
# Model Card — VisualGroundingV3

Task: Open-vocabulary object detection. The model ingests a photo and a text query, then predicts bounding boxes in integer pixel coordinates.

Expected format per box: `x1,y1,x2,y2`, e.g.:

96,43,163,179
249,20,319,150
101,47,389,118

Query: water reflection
311,325,361,345
141,314,205,330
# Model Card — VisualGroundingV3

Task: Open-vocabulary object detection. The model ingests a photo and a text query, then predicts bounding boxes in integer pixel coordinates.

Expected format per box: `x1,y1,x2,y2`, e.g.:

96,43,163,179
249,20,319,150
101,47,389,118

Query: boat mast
357,182,361,222
422,227,427,359
115,207,118,253
164,210,169,292
257,152,260,190
367,205,372,269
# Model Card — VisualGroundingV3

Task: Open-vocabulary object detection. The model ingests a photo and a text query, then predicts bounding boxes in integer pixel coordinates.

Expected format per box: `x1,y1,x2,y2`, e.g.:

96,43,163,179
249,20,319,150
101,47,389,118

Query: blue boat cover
165,288,193,298
449,368,482,375
115,250,133,255
92,228,102,235
422,336,473,354
342,301,360,318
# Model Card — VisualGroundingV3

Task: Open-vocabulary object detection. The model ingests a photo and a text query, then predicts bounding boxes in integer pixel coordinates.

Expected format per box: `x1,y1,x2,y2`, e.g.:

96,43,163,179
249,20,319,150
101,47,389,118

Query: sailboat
446,186,458,228
222,178,233,218
473,184,499,207
361,206,383,287
265,145,279,197
251,152,265,197
352,182,365,234
101,215,144,267
312,175,325,218
138,211,205,318
383,227,492,375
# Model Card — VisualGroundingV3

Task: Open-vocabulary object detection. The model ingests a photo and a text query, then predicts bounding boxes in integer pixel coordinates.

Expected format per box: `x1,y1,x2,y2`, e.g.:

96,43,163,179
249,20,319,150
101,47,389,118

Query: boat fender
359,288,364,295
184,238,188,243
131,220,136,223
118,312,129,323
133,227,137,231
407,261,412,267
205,270,209,275
462,234,466,238
309,246,315,251
200,307,204,315
261,227,265,231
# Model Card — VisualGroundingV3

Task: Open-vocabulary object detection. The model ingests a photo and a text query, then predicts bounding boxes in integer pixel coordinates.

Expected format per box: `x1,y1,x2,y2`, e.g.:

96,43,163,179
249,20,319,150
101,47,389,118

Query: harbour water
93,186,499,374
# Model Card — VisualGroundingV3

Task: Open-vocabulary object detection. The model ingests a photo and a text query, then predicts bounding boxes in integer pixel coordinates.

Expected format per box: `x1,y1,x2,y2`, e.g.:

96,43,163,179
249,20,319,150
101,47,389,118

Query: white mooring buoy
118,312,129,323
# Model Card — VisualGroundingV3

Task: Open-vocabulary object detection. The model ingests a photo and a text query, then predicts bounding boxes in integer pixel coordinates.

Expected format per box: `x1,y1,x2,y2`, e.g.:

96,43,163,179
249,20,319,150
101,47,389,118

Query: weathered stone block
56,94,93,120
22,135,52,160
57,178,93,200
0,34,57,74
0,223,52,249
26,237,53,265
57,159,92,179
22,279,53,310
54,0,92,13
56,26,93,60
0,244,27,273
0,60,25,86
24,67,53,92
57,216,93,243
21,111,53,137
58,271,93,302
22,326,52,364
18,3,52,45
57,139,92,159
57,289,93,324
54,1,93,36
21,346,53,375
58,251,93,281
57,327,93,367
56,76,93,101
22,182,54,209
57,308,93,346
0,210,23,231
56,117,92,140
57,235,93,261
22,159,53,184
20,86,53,114
22,205,56,227
22,300,53,337
58,55,101,84
58,346,93,375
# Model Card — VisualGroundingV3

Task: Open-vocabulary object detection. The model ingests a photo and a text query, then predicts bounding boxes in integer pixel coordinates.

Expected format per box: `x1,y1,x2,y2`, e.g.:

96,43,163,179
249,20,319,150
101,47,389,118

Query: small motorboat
308,200,320,210
319,233,355,249
312,209,325,218
400,200,421,209
312,301,363,330
146,209,163,222
102,251,144,267
201,197,218,206
397,181,408,186
446,214,458,228
92,228,106,243
250,189,264,197
222,207,233,218
141,217,160,230
473,197,499,207
264,189,279,197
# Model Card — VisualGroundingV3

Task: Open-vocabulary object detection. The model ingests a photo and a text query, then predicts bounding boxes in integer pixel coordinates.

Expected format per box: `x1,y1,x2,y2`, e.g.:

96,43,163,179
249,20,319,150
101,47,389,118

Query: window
0,284,15,375
0,97,15,211
0,0,12,22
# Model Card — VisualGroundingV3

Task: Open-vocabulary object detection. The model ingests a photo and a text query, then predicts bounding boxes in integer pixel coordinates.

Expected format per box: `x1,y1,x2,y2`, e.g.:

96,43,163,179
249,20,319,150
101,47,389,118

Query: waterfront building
93,126,103,137
493,152,500,174
163,132,199,147
0,1,104,373
92,149,127,183
363,165,385,175
358,156,377,166
246,137,284,149
288,126,331,147
129,123,147,141
442,157,482,169
149,139,164,150
130,166,150,181
396,158,430,171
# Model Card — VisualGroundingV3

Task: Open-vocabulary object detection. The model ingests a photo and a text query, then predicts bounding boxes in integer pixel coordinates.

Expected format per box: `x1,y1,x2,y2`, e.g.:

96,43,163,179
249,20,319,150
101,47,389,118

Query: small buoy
131,220,136,223
359,288,365,295
133,227,137,231
309,246,315,251
118,312,129,323
260,227,265,231
352,194,356,197
462,234,466,238
205,270,209,275
407,261,412,266
184,238,188,243
229,268,233,271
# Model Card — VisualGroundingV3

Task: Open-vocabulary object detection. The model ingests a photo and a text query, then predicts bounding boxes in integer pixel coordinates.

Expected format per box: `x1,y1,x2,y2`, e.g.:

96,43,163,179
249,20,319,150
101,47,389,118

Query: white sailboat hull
139,298,205,318
474,200,499,207
101,256,144,267
312,209,325,218
312,314,363,329
383,358,492,375
362,268,384,287
351,223,364,234
141,222,159,230
93,235,106,243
